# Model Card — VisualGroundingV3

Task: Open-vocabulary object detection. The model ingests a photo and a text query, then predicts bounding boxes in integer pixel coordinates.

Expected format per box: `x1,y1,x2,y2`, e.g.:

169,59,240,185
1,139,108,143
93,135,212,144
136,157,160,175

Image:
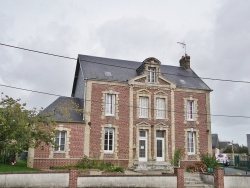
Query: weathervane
177,41,186,55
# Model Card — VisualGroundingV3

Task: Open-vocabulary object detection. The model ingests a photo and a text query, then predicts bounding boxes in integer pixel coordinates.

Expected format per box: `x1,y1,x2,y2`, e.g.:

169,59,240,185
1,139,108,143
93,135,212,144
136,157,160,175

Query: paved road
224,167,249,175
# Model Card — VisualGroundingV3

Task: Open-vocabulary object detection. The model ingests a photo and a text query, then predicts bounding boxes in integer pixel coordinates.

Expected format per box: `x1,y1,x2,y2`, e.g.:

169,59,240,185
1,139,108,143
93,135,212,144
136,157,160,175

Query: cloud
0,21,77,109
207,1,250,144
96,17,177,63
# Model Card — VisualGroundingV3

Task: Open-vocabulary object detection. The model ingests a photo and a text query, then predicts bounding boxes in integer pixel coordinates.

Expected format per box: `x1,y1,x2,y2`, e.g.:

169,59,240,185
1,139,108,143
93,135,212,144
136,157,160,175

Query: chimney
179,54,190,70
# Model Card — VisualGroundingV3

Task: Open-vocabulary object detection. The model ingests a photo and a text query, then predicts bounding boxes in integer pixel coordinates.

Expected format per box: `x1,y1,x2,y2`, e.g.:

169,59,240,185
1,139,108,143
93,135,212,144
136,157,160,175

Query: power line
0,43,76,60
1,42,250,84
1,83,250,119
0,83,63,97
1,42,250,119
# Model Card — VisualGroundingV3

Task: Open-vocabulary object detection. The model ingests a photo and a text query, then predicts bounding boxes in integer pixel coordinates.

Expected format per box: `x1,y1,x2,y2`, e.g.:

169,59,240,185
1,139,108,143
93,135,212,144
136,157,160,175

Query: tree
223,144,248,154
0,95,57,164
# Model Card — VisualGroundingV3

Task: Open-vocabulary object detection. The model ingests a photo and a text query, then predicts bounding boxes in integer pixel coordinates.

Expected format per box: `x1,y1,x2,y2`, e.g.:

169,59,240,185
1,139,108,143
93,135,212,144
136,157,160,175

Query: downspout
79,62,86,120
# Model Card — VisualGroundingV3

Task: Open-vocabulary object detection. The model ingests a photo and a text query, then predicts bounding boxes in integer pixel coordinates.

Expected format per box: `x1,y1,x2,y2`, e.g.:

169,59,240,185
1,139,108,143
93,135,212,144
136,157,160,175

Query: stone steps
133,162,173,171
184,174,214,188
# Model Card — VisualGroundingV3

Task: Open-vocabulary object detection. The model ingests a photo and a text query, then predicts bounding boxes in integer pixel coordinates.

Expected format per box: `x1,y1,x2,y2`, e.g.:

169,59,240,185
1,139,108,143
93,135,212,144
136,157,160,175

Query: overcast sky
0,0,250,146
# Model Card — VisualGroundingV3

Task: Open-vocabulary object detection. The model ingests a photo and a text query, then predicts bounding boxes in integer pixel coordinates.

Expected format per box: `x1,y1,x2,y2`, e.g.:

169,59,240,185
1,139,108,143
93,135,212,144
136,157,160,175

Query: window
105,94,116,116
187,131,195,155
187,100,195,120
148,67,156,83
54,131,66,152
139,97,149,118
156,98,165,119
104,128,114,152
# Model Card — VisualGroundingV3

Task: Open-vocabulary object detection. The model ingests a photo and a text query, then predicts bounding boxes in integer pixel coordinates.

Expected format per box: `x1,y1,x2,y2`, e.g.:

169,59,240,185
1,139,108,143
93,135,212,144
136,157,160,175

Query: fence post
69,169,78,188
174,167,184,188
214,168,224,188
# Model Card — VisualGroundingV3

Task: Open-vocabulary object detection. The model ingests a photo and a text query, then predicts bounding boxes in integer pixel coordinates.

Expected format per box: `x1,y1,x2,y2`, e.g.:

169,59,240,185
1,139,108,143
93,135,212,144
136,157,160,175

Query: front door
156,131,165,162
139,130,147,162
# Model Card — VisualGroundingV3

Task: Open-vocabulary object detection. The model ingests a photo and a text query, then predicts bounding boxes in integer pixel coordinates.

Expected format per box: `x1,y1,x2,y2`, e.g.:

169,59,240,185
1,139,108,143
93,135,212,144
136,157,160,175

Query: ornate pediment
137,89,150,94
135,121,151,127
154,91,167,96
134,76,146,83
128,57,176,89
154,122,170,129
142,57,161,66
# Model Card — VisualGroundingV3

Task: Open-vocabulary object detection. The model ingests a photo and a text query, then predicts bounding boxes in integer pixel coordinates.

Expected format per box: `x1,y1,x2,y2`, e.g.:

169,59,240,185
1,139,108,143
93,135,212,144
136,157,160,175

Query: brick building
28,54,212,169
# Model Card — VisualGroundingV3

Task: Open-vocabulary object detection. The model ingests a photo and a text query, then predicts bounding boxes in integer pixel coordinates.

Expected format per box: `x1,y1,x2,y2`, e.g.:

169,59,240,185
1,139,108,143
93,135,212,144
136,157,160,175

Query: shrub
186,164,196,173
195,161,207,173
76,155,92,169
201,153,220,169
171,149,181,167
76,156,124,172
105,166,124,172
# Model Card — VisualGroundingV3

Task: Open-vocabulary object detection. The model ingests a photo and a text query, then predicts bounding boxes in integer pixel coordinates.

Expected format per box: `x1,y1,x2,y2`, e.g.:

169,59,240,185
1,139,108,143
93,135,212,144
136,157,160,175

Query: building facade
29,54,212,169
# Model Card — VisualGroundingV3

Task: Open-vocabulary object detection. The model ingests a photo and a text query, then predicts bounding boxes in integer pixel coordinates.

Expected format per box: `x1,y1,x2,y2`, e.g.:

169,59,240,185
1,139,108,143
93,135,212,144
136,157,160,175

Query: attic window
148,67,156,83
105,72,112,76
180,79,186,84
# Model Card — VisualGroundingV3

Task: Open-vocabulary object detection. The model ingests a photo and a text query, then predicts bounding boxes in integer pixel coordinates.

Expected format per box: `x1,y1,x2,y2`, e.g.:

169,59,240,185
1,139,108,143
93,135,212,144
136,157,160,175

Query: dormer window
148,67,156,83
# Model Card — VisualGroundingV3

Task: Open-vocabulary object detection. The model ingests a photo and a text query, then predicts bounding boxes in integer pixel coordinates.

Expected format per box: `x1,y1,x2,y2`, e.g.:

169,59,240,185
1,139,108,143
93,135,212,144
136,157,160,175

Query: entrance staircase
133,162,173,171
184,173,214,188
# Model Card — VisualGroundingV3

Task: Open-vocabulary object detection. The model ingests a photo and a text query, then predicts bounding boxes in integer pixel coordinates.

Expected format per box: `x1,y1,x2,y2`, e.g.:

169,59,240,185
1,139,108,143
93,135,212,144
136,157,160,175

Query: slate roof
72,54,211,94
41,97,84,123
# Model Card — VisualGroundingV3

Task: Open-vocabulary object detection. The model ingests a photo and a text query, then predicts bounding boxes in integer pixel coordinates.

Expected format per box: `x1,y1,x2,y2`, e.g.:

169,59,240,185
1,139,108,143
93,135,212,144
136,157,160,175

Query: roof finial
177,41,186,56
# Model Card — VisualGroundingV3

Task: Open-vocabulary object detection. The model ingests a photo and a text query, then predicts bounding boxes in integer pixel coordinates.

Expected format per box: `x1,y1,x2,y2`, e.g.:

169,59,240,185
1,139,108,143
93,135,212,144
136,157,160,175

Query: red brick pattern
174,168,184,188
34,159,80,169
214,168,224,188
34,123,84,168
90,83,130,160
69,169,78,188
174,91,209,158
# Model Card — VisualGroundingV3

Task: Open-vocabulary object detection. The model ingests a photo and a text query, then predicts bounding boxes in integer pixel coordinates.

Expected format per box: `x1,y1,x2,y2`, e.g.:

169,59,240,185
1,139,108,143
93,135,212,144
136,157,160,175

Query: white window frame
187,100,195,121
187,131,195,155
148,67,156,83
139,96,149,118
104,128,114,153
105,94,116,116
156,98,165,119
54,131,66,152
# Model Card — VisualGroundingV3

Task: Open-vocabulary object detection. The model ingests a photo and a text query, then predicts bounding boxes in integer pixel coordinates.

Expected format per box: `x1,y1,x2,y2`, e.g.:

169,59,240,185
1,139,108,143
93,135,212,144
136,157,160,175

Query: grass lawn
0,160,40,172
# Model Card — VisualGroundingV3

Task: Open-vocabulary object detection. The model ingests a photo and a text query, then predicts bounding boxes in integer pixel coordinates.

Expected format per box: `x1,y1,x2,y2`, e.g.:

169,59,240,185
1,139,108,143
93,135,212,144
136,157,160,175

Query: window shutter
106,94,110,115
187,100,194,120
156,98,165,119
111,94,116,115
187,131,195,154
105,94,116,115
139,97,148,118
145,97,148,117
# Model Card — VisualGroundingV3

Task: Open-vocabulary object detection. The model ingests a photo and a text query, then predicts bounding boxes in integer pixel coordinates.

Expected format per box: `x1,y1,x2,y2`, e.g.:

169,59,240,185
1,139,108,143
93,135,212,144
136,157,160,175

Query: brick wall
33,158,80,169
90,83,130,160
214,168,224,188
33,123,84,169
33,80,211,169
133,86,172,162
69,169,78,188
174,91,209,161
174,168,184,188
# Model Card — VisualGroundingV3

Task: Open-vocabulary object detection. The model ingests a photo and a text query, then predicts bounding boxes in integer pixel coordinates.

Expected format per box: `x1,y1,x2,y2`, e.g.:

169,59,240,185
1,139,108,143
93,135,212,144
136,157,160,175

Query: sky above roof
0,0,249,145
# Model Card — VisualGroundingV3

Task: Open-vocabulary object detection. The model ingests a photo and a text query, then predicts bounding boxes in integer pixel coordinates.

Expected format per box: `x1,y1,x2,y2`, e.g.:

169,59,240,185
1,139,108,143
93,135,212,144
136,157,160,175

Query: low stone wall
0,169,183,188
200,173,214,185
224,176,250,188
0,172,69,188
77,175,176,188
